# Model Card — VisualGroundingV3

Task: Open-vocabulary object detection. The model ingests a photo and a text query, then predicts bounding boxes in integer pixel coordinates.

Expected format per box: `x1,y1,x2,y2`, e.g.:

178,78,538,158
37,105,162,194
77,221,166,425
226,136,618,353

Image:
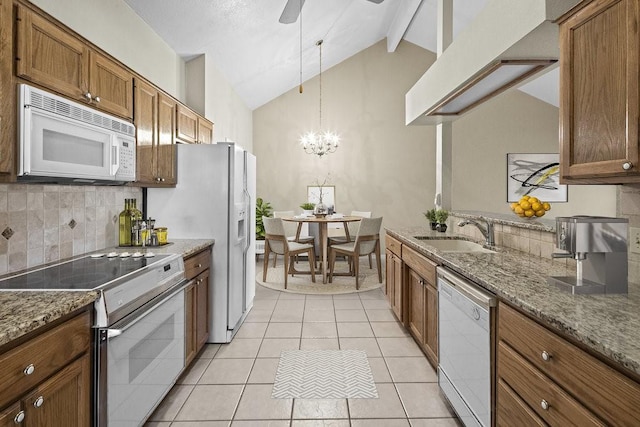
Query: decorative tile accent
272,350,377,399
2,227,13,240
68,219,77,229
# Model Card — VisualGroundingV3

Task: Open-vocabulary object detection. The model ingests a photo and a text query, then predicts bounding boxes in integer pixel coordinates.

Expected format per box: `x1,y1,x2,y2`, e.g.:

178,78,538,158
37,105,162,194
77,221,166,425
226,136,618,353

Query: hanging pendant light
300,40,340,157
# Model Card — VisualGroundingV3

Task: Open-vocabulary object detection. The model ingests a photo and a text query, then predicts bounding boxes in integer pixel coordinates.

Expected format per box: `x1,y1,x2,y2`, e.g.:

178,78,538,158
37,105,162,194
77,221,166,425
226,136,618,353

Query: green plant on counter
256,197,273,240
300,202,316,210
424,208,437,223
435,209,449,224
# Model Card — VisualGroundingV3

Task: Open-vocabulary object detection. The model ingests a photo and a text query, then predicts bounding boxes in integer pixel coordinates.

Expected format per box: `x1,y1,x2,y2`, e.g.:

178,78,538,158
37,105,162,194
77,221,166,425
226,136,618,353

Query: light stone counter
0,239,214,349
387,227,640,377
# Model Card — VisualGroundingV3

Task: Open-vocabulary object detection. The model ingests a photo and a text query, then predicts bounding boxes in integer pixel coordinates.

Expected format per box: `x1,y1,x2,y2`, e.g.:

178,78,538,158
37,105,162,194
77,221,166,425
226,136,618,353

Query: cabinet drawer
184,247,211,279
385,234,402,257
402,245,436,287
498,341,604,426
499,302,640,425
0,311,91,409
497,378,546,427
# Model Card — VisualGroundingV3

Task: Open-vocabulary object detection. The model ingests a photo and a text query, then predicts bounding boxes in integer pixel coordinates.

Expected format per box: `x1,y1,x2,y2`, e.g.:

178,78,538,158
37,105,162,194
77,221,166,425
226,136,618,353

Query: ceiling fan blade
279,0,305,24
366,0,385,3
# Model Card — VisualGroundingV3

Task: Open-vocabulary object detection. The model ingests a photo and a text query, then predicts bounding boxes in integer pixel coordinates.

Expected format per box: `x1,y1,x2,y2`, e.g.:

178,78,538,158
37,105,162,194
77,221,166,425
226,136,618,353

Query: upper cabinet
559,0,640,183
176,104,214,144
134,78,176,187
16,5,133,119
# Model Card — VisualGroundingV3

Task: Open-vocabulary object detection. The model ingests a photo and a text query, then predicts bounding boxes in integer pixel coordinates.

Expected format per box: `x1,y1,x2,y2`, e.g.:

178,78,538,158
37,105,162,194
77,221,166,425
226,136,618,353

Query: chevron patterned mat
272,350,378,399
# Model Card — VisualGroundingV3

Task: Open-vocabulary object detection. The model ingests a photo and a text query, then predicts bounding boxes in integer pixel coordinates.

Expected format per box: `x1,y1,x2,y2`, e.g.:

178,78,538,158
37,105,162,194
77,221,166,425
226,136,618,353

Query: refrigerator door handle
243,188,251,254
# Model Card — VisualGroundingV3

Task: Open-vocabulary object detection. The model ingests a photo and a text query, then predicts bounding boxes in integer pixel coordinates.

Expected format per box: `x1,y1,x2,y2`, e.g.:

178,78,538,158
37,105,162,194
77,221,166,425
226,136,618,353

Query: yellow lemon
519,200,531,210
531,202,542,211
510,202,519,211
519,196,530,202
524,209,535,217
528,197,539,204
543,202,551,211
514,206,524,215
535,209,545,217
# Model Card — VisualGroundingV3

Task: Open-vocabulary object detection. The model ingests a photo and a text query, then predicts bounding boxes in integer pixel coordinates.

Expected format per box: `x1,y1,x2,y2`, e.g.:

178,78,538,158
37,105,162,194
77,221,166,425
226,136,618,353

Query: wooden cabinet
0,311,91,427
134,78,176,186
184,247,212,366
0,0,13,175
403,244,438,367
198,117,214,144
559,0,640,183
16,5,133,119
497,302,640,426
176,104,214,144
385,234,404,322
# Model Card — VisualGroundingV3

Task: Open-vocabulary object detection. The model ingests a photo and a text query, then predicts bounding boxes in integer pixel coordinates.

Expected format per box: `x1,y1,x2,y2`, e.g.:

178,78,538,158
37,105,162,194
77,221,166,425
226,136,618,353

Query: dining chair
263,217,316,289
328,217,383,290
272,211,315,267
328,211,373,267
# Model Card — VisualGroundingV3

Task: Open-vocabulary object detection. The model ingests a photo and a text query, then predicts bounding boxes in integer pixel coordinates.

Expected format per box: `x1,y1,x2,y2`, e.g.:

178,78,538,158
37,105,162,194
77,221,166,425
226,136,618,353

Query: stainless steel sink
413,237,496,253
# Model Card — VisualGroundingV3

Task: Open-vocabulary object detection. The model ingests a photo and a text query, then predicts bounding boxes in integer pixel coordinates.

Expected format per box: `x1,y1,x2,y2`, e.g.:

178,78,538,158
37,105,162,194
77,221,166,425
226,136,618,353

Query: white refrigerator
147,142,256,343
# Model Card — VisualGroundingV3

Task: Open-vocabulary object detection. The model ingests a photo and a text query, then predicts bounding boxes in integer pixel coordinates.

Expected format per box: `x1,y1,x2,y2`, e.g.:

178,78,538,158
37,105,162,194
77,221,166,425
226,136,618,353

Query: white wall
30,0,186,100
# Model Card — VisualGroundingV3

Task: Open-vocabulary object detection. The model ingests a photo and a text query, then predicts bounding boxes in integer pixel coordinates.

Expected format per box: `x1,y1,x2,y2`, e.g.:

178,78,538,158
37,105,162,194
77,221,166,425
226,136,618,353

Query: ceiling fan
279,0,385,24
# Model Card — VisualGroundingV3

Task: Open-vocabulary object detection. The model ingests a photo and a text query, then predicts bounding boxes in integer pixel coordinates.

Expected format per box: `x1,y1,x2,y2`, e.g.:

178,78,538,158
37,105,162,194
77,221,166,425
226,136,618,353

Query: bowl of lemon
510,196,551,219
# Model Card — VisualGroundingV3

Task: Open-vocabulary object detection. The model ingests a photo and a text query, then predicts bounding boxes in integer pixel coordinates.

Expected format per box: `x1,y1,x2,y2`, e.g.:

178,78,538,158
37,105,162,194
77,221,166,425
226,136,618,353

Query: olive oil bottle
118,199,132,246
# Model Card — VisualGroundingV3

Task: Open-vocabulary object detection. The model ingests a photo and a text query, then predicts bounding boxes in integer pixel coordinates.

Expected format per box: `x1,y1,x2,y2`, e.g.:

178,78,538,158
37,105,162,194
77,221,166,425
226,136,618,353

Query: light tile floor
146,275,461,427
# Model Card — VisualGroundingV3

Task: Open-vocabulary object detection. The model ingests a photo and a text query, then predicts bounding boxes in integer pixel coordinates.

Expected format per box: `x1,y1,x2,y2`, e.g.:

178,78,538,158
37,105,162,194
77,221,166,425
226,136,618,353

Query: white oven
18,83,136,184
96,280,188,427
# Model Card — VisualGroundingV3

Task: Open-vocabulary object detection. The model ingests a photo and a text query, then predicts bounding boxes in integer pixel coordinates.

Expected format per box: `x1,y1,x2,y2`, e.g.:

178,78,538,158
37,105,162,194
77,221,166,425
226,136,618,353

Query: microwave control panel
116,138,136,180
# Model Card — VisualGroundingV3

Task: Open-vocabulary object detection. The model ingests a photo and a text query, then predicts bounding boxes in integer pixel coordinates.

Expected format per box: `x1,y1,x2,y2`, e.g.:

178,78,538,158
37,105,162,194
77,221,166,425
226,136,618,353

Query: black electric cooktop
0,253,172,291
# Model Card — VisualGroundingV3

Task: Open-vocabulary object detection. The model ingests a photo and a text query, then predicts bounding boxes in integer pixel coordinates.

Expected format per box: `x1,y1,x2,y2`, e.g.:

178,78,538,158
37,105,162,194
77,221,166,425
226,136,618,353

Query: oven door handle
106,279,192,339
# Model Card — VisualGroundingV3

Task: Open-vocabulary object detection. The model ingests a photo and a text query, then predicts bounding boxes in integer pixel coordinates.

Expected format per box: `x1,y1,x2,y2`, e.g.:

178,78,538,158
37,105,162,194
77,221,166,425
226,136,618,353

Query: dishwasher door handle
437,267,496,309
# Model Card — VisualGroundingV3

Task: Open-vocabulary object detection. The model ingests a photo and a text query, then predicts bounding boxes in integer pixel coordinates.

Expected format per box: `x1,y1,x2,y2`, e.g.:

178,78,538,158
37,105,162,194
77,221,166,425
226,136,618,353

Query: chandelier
300,39,340,157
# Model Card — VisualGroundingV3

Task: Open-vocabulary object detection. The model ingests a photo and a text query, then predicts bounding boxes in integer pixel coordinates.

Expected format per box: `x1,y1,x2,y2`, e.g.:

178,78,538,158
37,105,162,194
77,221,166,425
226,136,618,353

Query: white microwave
18,84,136,184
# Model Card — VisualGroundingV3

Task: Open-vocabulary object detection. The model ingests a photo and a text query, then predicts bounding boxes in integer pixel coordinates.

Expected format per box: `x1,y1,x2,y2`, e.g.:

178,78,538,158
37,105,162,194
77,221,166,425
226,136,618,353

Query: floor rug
272,350,378,399
257,259,383,295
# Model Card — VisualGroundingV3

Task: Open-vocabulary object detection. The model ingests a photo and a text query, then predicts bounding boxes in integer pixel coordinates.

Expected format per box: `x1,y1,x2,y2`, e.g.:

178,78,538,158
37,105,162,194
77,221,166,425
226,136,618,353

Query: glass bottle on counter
130,199,143,246
118,199,132,246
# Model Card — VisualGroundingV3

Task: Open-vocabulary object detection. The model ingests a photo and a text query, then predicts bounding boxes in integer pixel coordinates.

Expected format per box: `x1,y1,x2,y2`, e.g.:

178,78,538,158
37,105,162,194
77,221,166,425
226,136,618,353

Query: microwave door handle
111,139,120,175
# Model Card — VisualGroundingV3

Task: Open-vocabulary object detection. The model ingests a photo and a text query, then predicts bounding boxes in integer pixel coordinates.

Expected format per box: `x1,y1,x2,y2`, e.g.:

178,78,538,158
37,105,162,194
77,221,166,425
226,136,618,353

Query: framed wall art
307,185,335,209
507,153,568,202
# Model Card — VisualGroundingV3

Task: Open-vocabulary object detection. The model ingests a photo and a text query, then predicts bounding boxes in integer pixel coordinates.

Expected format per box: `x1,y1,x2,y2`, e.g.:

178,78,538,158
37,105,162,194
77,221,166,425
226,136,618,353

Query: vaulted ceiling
123,0,558,110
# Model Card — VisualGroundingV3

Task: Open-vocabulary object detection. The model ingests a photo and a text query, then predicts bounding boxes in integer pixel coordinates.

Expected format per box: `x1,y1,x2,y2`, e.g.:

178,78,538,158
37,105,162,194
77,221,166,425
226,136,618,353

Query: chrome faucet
457,219,495,246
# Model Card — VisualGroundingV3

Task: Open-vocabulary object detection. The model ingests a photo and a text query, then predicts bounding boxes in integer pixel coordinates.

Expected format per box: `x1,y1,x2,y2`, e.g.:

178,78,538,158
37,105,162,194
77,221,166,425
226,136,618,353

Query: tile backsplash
619,184,640,284
0,184,141,275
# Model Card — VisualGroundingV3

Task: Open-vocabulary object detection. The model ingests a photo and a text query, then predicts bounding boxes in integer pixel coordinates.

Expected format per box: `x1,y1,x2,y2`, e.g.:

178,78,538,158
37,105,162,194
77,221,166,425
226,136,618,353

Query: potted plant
435,209,449,232
255,198,273,255
424,208,438,230
300,202,315,216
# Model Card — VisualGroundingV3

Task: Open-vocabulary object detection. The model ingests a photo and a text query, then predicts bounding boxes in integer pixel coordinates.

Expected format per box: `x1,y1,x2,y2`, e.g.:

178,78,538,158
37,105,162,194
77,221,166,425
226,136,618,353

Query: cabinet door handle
94,96,101,103
541,350,551,361
13,411,25,424
161,178,166,182
623,162,633,170
155,177,162,182
33,396,44,408
540,399,550,410
23,364,35,375
84,92,92,101
195,263,202,268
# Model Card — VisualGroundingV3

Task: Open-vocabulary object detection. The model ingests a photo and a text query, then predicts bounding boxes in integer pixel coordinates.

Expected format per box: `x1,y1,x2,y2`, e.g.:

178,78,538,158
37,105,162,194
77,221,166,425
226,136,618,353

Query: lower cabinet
184,246,212,366
497,302,640,426
385,248,403,321
0,310,92,427
403,245,438,367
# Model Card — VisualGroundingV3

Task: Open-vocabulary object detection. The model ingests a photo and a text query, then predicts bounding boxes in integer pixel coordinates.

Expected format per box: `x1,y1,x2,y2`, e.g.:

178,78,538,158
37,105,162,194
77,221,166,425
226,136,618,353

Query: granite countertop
387,226,640,377
0,239,215,349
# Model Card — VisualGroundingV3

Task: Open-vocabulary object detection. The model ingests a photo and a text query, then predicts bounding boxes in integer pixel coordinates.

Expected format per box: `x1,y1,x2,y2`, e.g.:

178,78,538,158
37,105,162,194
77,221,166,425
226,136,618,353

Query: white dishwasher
437,267,496,427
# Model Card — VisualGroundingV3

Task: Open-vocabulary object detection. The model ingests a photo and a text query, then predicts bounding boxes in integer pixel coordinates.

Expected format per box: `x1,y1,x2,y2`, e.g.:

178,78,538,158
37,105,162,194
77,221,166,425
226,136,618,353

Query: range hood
405,0,583,126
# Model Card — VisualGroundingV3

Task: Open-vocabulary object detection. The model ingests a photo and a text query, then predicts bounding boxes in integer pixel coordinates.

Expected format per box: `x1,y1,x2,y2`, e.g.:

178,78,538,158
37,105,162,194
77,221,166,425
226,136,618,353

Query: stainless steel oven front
95,279,189,427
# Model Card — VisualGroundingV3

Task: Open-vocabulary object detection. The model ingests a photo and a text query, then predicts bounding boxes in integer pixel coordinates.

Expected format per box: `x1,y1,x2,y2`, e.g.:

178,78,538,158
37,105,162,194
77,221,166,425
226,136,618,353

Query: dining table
282,215,362,284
